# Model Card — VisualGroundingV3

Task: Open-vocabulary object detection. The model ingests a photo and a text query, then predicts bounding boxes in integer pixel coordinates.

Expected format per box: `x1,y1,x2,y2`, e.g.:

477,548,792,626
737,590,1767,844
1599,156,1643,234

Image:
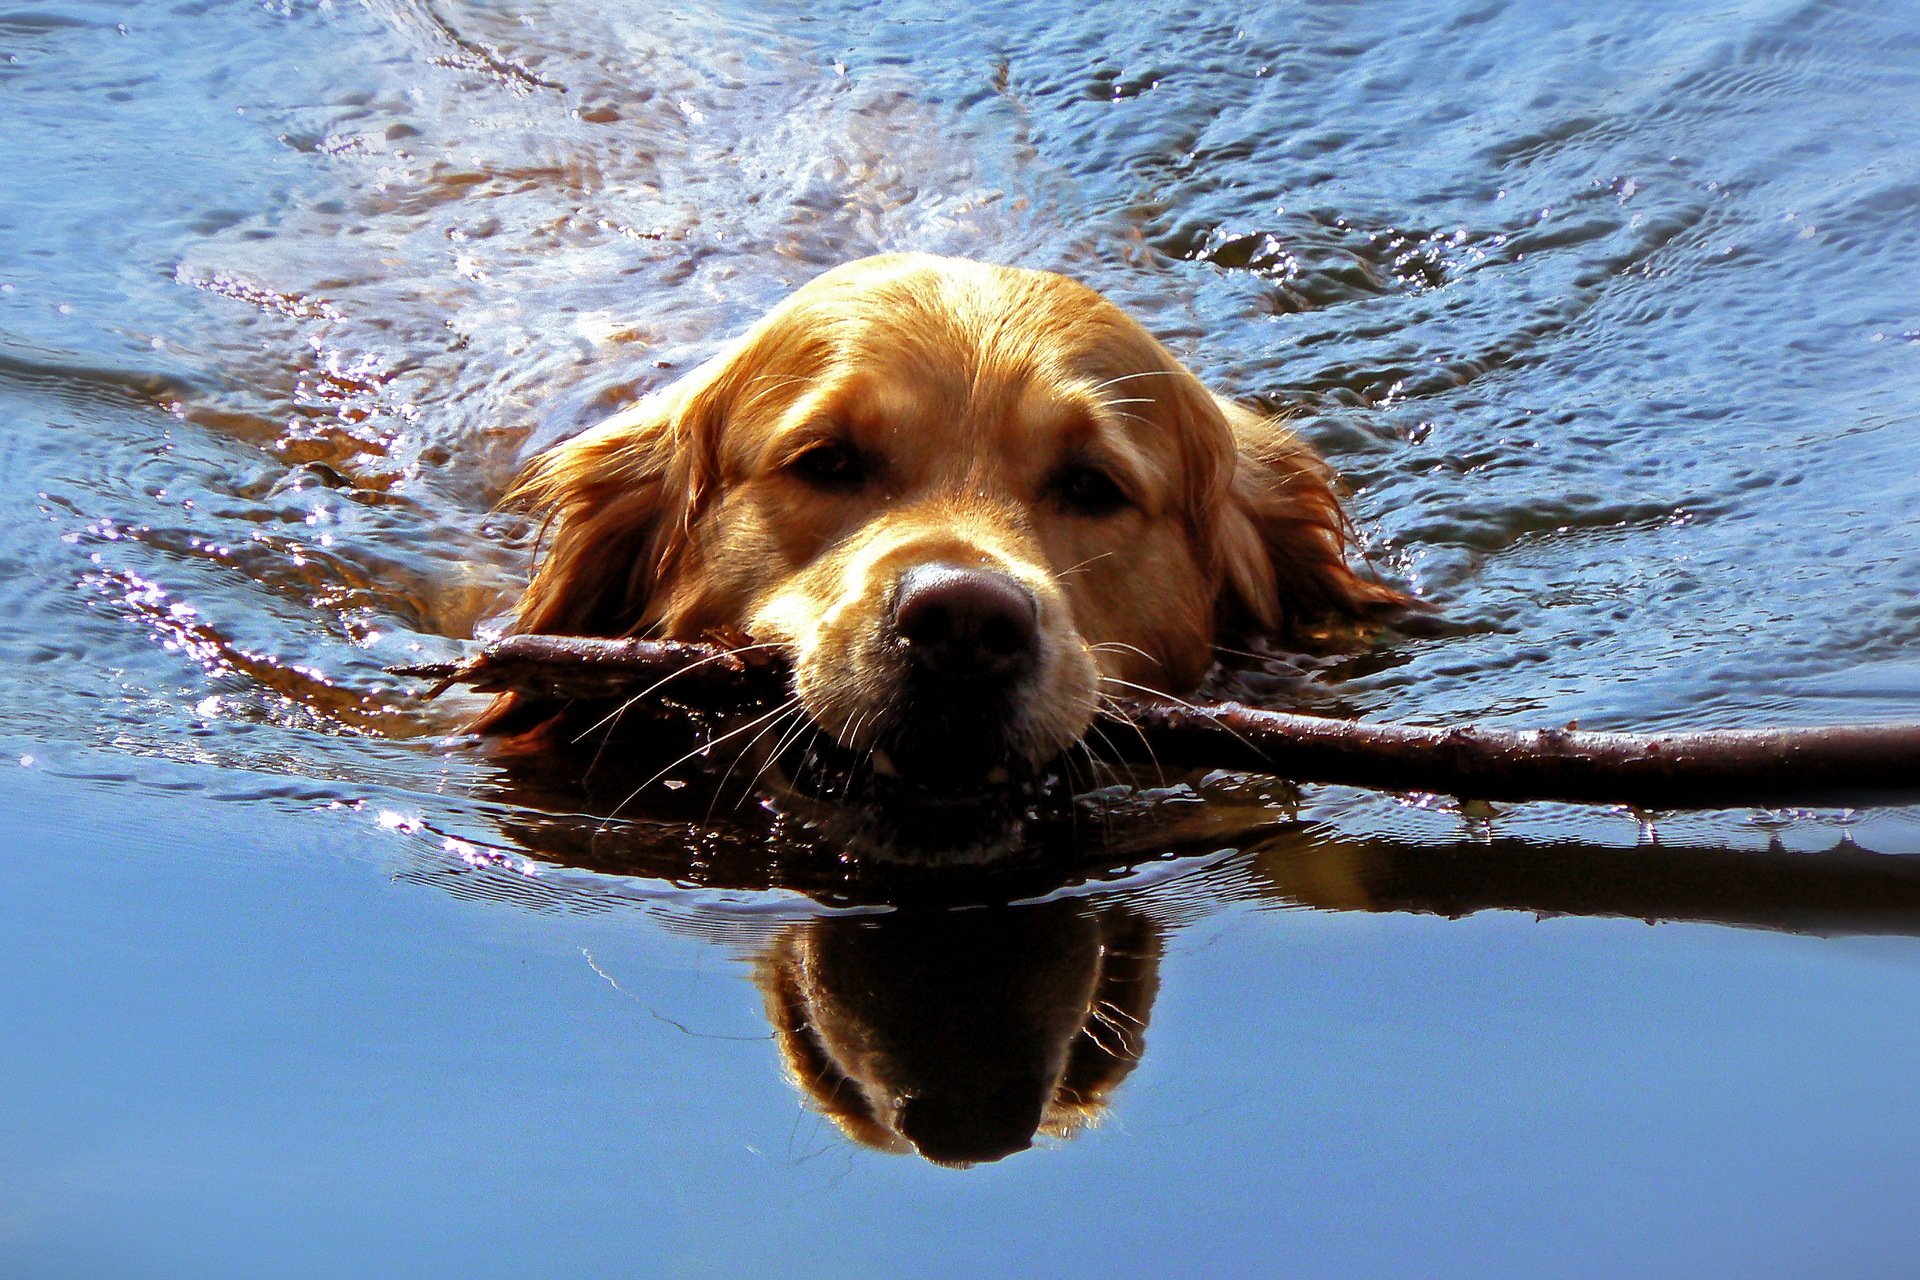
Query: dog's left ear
1205,400,1413,642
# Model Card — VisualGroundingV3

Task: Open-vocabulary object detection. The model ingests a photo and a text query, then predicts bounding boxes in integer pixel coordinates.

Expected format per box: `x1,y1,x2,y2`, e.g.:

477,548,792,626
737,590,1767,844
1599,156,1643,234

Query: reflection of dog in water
478,254,1404,849
431,786,1920,1169
757,902,1161,1166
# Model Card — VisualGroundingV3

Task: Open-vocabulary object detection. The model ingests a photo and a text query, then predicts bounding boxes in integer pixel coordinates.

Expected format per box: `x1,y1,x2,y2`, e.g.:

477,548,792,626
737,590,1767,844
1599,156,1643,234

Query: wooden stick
393,634,788,706
392,635,1920,809
1114,703,1920,809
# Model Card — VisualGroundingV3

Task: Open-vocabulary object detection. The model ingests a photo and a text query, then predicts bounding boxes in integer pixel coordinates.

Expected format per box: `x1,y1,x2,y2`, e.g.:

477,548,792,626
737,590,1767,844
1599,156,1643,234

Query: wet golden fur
478,253,1403,760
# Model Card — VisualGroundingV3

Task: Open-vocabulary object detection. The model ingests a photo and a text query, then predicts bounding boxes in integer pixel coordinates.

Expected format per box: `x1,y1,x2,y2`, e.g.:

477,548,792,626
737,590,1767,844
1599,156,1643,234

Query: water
3,0,1919,1274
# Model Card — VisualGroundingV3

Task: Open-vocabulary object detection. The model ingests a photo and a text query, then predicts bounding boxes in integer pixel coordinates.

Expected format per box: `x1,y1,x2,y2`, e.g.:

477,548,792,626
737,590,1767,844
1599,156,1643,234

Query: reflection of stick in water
1244,827,1920,938
396,634,1920,809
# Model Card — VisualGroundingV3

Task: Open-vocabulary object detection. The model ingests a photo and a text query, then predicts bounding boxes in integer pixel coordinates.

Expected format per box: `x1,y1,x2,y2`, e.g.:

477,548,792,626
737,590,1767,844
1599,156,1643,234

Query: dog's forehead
722,263,1196,478
815,362,1164,465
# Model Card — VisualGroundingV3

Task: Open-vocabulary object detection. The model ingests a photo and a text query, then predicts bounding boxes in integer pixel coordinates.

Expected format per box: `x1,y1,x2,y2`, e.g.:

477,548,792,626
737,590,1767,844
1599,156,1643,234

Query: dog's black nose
892,564,1038,682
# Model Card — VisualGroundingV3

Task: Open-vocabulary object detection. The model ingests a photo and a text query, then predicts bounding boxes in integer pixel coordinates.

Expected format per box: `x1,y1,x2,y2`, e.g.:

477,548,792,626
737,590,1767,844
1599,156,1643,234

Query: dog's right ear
467,373,721,737
507,390,713,638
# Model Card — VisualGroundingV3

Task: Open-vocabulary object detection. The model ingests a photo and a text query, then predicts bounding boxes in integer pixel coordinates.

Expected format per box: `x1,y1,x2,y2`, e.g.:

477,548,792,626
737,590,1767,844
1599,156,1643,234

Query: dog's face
486,255,1399,795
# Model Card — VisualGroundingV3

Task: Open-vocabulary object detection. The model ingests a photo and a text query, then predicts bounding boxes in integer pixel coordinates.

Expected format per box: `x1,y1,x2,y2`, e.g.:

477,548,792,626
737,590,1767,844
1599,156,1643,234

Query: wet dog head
479,255,1402,806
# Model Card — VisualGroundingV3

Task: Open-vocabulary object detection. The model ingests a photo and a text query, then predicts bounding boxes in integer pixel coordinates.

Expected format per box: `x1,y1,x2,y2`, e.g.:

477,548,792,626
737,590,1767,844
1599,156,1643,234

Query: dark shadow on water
469,720,1303,906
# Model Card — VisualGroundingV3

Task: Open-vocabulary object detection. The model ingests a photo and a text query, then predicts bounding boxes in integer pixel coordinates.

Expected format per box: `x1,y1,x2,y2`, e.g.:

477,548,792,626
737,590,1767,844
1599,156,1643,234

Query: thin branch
393,634,788,707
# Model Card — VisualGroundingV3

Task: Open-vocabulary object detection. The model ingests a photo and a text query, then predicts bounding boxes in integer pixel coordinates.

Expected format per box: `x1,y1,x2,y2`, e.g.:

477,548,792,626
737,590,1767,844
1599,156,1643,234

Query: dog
477,254,1406,832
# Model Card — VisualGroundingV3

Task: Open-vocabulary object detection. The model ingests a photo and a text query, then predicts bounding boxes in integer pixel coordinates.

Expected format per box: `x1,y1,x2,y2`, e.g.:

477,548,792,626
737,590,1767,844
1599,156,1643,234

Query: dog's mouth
770,705,1068,854
779,721,1052,802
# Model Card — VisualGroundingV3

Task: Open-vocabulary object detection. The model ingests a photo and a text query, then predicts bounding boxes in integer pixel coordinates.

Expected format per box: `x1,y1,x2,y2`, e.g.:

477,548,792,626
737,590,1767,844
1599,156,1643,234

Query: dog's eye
1050,463,1131,516
787,440,869,491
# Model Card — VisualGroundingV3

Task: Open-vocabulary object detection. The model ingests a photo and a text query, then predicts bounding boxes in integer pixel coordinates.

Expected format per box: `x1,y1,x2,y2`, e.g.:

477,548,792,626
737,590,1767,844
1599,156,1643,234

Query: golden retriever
478,254,1404,823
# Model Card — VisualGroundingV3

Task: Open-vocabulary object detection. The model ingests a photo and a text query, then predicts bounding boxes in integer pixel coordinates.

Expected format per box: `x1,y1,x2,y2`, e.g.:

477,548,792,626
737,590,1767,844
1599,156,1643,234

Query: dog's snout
892,564,1039,682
